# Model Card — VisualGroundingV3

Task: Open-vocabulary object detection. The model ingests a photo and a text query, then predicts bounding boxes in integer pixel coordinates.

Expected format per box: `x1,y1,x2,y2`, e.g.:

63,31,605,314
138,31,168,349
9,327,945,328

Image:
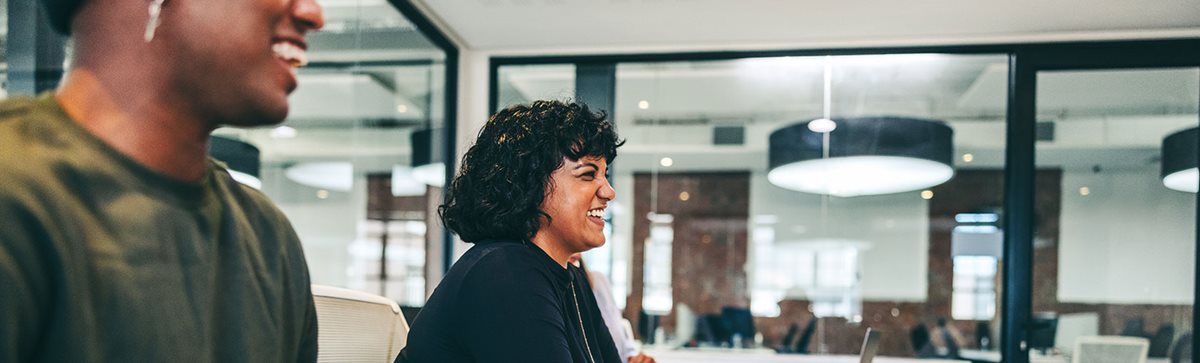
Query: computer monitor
1055,312,1099,356
859,328,881,363
1028,312,1058,354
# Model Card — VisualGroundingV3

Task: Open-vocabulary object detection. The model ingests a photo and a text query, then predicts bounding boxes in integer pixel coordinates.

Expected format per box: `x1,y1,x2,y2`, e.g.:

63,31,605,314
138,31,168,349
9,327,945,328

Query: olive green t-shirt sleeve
0,193,51,362
299,288,318,362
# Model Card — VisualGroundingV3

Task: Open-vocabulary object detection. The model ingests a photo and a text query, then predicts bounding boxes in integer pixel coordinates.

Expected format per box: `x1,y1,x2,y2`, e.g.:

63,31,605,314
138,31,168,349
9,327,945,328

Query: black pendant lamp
1162,127,1198,193
209,135,262,189
768,116,955,197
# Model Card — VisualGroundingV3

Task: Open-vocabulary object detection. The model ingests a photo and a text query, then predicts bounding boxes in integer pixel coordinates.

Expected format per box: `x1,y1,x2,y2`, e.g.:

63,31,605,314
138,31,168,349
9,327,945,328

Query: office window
751,226,862,320
642,216,674,314
952,256,997,320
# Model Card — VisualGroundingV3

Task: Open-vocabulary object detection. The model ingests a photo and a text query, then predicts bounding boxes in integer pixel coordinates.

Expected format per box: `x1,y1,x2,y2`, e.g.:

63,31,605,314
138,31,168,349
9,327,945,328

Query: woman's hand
629,352,656,363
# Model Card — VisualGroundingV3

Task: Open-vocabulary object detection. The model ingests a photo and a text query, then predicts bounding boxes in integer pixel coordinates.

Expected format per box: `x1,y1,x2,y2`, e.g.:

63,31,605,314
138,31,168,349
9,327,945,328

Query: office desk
644,348,967,363
959,349,1169,363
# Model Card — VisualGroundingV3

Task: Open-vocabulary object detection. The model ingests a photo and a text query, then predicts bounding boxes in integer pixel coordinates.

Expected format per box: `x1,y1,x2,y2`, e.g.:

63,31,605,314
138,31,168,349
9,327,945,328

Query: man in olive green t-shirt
0,0,326,361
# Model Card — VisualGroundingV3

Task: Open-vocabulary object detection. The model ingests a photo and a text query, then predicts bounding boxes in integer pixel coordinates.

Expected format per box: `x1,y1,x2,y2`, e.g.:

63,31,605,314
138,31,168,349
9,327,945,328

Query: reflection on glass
213,0,447,306
1033,68,1197,359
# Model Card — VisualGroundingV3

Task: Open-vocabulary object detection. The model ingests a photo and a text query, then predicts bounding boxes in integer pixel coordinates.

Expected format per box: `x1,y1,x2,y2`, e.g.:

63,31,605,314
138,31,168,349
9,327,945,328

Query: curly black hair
440,100,624,243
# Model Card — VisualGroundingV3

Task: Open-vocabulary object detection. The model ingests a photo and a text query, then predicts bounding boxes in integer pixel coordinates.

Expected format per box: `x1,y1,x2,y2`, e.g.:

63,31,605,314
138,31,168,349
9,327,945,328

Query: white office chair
312,285,410,363
1072,336,1150,363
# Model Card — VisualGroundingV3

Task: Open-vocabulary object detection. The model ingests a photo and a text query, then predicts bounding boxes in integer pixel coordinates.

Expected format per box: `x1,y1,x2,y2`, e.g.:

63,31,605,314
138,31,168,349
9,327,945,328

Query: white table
644,348,967,363
959,349,1170,363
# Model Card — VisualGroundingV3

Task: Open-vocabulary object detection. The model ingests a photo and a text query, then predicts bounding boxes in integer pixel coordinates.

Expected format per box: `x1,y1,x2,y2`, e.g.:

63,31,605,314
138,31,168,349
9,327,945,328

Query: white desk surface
959,349,1169,363
644,348,967,363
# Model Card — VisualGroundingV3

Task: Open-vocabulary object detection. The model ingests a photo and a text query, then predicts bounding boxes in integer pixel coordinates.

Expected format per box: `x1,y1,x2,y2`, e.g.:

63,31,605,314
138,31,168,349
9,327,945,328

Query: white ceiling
497,56,1200,171
220,1,1200,185
416,0,1200,51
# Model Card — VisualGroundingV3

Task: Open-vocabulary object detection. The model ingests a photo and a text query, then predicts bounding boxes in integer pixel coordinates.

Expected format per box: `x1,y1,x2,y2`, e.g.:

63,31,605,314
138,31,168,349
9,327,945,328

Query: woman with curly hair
397,100,627,363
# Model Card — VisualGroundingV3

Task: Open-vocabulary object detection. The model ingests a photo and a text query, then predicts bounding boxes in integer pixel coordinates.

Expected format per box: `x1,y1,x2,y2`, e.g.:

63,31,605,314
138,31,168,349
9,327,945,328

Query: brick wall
619,169,1192,356
625,172,752,339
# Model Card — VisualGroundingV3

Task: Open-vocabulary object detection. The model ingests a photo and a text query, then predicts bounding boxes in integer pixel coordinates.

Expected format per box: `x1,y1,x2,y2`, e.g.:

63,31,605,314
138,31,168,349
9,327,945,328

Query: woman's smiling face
536,156,615,254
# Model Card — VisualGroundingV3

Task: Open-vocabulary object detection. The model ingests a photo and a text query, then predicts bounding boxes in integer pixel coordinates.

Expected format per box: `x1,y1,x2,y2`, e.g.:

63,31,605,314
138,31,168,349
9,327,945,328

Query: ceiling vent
713,126,745,145
1036,121,1056,142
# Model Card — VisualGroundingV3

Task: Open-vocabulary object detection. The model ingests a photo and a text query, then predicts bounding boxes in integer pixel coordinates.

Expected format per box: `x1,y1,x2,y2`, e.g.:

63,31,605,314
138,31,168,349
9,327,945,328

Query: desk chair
312,285,410,363
1072,336,1150,363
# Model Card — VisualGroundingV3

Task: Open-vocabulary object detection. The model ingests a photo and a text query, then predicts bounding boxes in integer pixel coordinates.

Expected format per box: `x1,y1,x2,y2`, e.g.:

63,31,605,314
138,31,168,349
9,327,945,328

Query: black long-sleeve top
397,239,622,363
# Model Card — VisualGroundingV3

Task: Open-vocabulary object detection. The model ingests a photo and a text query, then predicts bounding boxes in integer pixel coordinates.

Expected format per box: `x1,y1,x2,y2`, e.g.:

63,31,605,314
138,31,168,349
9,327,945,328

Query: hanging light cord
821,55,833,160
819,56,832,233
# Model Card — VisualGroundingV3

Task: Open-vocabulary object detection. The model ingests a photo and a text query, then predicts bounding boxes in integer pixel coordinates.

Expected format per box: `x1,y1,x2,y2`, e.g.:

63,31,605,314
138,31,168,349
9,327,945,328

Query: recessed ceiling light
317,190,330,199
679,191,690,201
1079,187,1090,196
962,153,974,163
660,157,674,167
396,105,408,113
921,190,934,200
638,100,650,110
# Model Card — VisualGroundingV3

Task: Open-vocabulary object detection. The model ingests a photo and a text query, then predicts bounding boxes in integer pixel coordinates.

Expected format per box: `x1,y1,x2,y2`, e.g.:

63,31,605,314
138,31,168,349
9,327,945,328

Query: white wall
750,173,931,302
1058,167,1196,305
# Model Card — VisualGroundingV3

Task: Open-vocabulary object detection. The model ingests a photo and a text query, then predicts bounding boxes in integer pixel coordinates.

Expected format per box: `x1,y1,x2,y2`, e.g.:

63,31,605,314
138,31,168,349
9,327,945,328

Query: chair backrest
1169,332,1192,363
674,303,696,347
312,285,409,363
1149,324,1176,357
1072,336,1150,363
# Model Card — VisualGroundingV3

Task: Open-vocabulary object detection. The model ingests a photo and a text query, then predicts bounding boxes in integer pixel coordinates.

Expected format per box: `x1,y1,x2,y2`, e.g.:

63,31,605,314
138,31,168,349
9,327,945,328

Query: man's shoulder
0,97,41,118
0,96,63,136
210,163,287,221
0,96,77,173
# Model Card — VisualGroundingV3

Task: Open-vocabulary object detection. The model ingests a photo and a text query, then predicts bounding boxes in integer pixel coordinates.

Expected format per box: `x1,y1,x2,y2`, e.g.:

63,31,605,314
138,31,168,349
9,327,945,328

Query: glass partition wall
212,0,448,307
498,53,1013,357
1030,68,1197,360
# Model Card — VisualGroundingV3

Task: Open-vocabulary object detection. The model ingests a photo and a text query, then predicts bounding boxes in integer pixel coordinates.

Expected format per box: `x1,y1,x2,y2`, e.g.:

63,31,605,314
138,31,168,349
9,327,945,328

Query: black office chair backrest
1150,324,1176,357
795,317,818,354
1121,318,1148,338
1170,332,1192,363
777,323,800,353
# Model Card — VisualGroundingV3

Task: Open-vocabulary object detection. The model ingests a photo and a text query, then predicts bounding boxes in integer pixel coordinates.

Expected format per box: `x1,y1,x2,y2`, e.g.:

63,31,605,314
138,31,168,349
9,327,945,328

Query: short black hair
39,0,81,34
440,100,624,243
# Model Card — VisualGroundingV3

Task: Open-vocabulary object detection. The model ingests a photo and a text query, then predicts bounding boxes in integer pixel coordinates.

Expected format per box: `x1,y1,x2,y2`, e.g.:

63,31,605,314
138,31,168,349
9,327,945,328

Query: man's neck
55,67,214,183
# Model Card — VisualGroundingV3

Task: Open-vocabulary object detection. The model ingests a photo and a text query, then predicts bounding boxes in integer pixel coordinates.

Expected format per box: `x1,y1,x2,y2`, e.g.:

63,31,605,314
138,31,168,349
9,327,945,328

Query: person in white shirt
570,253,656,363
